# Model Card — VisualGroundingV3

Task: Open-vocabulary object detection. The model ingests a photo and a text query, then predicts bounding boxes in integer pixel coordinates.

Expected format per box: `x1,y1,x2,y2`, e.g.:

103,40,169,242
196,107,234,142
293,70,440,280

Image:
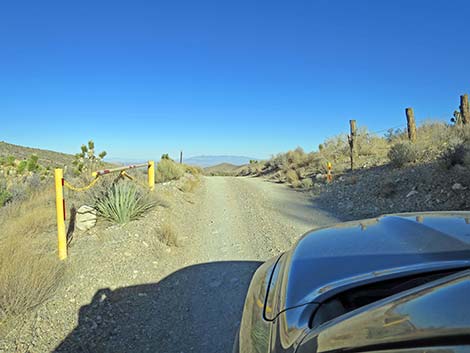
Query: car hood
273,212,470,317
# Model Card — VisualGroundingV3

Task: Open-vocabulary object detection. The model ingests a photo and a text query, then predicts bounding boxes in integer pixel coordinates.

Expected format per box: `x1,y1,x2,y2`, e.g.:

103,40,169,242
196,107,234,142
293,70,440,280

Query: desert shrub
356,129,389,158
267,153,288,170
286,147,308,167
5,156,15,167
155,159,185,183
388,142,418,167
7,184,29,203
285,169,301,187
441,142,470,169
178,177,200,193
185,165,203,175
300,178,314,189
25,174,42,190
16,160,27,174
321,134,349,162
157,222,178,247
94,182,156,224
0,183,11,206
286,169,299,184
26,154,39,172
414,121,456,160
265,147,312,173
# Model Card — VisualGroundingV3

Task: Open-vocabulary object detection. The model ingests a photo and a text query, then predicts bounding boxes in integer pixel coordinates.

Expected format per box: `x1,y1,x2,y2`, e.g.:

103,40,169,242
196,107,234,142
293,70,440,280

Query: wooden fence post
406,108,417,142
348,120,357,171
460,94,470,125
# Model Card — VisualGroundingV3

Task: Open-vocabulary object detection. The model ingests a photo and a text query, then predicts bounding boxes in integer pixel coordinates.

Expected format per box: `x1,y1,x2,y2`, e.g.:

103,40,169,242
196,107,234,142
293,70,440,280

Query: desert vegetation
94,181,156,224
0,141,200,334
239,120,470,189
72,140,107,175
0,190,65,330
155,154,202,184
156,221,178,247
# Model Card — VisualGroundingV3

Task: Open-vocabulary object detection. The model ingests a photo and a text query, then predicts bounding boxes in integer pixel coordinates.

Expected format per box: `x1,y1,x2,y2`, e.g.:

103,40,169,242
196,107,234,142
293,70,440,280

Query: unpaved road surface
47,177,338,353
188,176,338,262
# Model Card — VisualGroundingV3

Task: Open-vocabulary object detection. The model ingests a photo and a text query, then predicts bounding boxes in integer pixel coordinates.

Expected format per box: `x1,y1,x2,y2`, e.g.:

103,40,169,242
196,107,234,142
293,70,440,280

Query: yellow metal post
54,168,67,260
327,162,333,183
148,160,155,191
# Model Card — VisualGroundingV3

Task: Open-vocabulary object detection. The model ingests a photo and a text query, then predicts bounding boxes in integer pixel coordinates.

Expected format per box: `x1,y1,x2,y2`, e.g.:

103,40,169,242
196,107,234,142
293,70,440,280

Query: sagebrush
155,159,185,183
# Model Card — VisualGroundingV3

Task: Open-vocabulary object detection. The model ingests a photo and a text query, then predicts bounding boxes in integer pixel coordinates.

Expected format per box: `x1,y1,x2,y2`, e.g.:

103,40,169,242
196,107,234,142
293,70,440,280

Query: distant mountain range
0,141,257,170
184,155,257,167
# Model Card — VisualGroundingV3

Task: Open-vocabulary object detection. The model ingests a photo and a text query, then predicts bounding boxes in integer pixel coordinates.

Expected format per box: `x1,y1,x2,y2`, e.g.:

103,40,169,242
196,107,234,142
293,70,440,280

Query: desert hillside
0,141,76,168
238,115,470,220
204,162,243,176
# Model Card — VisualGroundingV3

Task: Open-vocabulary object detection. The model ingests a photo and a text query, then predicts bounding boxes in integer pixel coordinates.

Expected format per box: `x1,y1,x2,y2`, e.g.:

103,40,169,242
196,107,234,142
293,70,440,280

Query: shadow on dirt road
54,261,261,353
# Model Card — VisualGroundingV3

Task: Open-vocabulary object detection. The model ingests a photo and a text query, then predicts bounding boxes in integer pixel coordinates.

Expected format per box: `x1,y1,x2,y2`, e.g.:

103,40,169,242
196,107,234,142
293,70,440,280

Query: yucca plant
95,182,156,224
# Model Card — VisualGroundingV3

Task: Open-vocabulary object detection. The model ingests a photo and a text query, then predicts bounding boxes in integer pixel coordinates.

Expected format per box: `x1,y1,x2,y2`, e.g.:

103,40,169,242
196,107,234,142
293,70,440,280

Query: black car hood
279,212,470,314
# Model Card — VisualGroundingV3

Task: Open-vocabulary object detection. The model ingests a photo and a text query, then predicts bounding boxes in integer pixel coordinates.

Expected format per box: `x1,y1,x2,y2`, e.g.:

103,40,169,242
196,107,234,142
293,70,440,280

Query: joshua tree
73,140,107,175
451,110,462,125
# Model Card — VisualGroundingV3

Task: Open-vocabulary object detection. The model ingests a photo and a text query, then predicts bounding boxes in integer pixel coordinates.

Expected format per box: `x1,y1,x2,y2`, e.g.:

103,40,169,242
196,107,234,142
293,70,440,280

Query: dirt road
16,177,338,353
187,176,338,262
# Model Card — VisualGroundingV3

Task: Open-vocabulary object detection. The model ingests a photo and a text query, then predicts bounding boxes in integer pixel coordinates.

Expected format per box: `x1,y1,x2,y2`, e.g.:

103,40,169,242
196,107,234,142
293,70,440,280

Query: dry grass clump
0,190,64,327
185,165,203,175
440,126,470,171
285,169,300,188
0,236,64,324
388,141,418,168
155,159,185,183
300,178,314,189
179,176,200,193
157,222,178,247
0,189,55,239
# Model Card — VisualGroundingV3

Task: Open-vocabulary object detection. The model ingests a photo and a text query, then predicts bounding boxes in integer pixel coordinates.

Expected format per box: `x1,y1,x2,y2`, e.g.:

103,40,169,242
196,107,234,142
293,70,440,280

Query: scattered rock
406,190,419,198
452,183,466,190
76,205,97,231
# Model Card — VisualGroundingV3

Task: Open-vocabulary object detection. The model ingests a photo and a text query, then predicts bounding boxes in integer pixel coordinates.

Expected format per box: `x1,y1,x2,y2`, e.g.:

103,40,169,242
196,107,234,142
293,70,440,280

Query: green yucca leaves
95,182,156,224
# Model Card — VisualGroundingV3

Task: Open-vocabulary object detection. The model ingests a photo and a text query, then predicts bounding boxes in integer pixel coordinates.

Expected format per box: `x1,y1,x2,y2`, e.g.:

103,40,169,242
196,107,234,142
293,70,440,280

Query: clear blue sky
1,0,469,160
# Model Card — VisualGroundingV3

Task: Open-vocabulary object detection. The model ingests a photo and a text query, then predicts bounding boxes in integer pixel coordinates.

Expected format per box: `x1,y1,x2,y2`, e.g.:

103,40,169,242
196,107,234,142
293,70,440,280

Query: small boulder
452,183,466,190
76,205,97,231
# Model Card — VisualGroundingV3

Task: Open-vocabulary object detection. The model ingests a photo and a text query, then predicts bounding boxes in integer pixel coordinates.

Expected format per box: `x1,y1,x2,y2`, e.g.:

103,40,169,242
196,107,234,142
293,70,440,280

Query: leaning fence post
460,94,470,125
348,120,357,171
54,168,67,260
406,107,417,142
148,161,155,191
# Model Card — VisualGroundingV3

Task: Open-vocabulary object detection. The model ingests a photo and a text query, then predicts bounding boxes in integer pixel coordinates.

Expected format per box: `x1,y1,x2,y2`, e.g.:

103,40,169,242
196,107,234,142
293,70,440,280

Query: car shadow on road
54,261,261,353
